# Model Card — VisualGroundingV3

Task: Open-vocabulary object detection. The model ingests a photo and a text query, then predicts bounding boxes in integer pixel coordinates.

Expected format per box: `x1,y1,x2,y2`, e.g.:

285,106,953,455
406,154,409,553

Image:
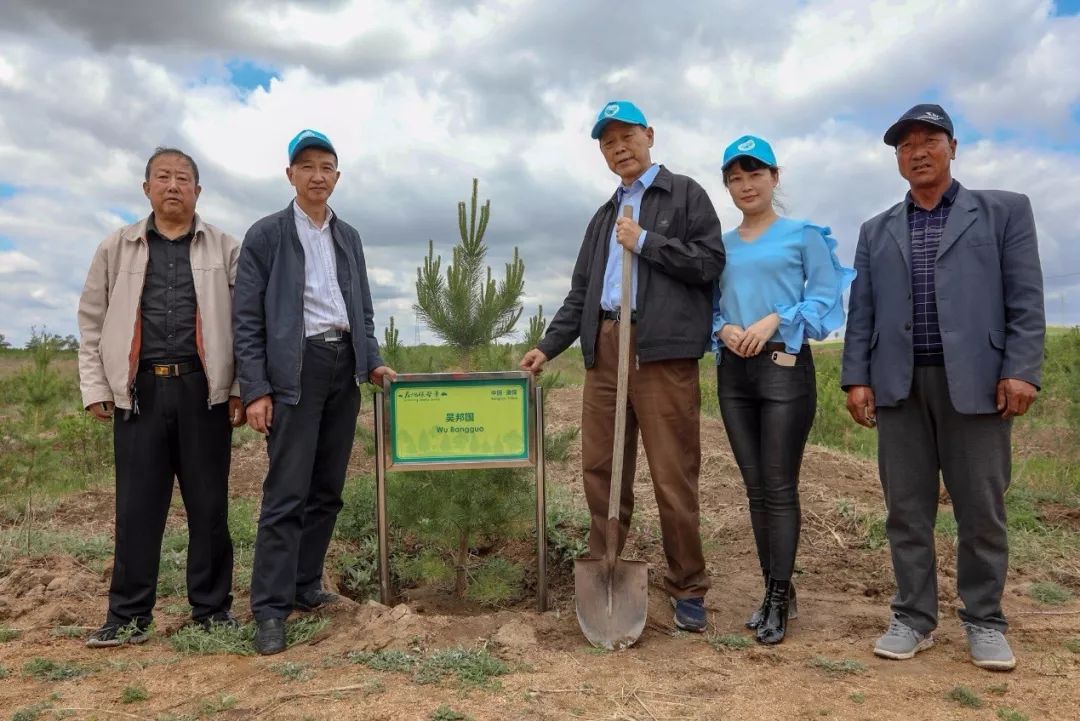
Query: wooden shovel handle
605,205,635,565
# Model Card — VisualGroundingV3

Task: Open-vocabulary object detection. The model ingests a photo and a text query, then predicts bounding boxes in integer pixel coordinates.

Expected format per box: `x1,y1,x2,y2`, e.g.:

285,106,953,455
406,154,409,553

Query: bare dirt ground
2,387,1078,720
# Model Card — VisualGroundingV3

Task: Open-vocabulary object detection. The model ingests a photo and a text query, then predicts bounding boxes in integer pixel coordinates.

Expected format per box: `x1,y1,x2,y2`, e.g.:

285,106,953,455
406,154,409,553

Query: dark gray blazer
841,184,1045,415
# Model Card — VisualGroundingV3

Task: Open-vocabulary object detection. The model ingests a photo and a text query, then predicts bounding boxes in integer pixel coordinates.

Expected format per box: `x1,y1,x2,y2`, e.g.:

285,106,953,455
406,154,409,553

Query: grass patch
465,557,524,606
0,627,20,642
0,664,8,679
708,633,752,651
544,427,580,463
415,647,509,689
987,682,1009,695
347,649,417,672
848,692,865,704
168,616,328,655
397,548,454,587
23,658,90,682
1028,581,1073,605
120,685,150,704
1064,638,1080,654
270,661,312,681
431,707,473,721
835,498,887,550
808,657,866,677
996,709,1028,721
547,485,589,566
946,685,982,708
198,694,238,715
50,626,85,639
11,703,52,721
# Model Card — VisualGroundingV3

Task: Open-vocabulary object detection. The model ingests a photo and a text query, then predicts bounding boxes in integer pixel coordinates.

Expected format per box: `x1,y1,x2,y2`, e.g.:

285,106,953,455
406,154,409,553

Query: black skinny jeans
716,346,816,581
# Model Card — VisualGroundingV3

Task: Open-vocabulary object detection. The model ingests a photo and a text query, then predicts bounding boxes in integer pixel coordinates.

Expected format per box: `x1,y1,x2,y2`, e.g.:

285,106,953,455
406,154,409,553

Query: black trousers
109,368,234,625
877,366,1012,634
716,347,817,582
250,340,361,621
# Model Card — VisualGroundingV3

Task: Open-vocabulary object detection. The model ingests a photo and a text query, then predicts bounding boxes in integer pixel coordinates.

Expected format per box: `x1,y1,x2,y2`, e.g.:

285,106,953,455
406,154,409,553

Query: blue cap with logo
722,135,778,170
288,128,337,164
591,100,649,139
883,104,954,146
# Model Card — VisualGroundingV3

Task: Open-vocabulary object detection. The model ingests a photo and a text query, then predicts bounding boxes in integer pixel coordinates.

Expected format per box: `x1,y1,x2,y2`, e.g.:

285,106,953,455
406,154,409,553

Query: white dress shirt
293,203,351,336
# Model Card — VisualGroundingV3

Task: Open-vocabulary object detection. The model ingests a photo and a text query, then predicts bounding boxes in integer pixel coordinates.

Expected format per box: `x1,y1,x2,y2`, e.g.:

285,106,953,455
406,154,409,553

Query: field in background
0,329,1077,719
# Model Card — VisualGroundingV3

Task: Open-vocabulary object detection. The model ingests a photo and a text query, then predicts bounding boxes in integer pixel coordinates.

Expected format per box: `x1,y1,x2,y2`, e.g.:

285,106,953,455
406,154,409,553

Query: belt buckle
152,364,174,377
325,330,343,343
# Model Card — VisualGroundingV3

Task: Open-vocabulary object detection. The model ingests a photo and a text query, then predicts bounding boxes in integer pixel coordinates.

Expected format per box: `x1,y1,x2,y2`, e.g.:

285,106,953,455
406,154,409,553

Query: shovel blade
574,557,649,650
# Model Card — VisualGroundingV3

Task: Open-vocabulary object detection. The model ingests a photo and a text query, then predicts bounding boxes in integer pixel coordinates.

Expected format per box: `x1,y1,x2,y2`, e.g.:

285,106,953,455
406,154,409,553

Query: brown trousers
581,319,710,598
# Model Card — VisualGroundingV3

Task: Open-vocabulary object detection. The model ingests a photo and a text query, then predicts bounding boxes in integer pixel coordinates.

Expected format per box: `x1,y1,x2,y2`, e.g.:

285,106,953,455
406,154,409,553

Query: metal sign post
373,371,548,610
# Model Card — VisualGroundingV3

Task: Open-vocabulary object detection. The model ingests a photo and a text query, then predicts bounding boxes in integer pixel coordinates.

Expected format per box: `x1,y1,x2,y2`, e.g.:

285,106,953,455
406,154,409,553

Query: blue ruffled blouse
712,217,856,359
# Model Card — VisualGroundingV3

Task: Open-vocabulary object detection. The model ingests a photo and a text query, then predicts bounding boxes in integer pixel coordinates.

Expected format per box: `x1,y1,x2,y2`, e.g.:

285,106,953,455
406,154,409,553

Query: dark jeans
250,339,361,621
109,367,234,625
716,346,816,581
877,366,1012,634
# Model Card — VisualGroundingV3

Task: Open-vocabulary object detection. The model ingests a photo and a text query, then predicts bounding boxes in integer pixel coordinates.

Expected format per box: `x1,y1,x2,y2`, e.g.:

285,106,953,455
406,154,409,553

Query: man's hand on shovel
615,214,643,251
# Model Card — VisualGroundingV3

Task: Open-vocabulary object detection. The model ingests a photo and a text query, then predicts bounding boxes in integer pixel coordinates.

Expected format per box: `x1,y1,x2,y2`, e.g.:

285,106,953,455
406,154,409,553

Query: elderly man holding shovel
520,100,725,641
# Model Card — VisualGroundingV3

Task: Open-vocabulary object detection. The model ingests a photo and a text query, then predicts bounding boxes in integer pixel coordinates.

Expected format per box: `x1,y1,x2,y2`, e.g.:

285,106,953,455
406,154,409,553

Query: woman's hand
736,313,780,357
718,324,747,357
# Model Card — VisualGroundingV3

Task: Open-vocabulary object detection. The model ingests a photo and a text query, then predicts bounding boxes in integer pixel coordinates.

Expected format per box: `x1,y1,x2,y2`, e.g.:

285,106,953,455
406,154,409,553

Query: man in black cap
841,104,1045,670
234,129,396,654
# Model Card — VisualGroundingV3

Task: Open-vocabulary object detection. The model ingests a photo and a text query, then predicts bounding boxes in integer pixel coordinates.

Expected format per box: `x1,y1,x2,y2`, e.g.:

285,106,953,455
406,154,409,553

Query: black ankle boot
746,573,770,630
747,576,798,629
756,579,791,645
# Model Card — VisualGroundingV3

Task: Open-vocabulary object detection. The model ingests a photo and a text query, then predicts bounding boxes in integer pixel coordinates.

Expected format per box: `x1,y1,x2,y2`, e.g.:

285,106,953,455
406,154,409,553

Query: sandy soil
1,387,1078,720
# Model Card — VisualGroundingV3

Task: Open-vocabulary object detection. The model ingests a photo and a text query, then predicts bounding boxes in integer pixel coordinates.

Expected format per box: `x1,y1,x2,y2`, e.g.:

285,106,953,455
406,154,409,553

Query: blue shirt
908,179,958,365
600,163,659,311
712,217,855,358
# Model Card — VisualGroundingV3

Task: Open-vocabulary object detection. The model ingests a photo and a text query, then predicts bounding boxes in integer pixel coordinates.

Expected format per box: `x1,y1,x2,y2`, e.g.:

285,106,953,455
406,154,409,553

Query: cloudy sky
1,0,1078,347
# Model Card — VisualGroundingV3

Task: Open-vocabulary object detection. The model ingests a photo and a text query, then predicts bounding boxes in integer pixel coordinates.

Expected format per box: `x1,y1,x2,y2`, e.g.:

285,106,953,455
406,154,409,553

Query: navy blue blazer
841,184,1045,415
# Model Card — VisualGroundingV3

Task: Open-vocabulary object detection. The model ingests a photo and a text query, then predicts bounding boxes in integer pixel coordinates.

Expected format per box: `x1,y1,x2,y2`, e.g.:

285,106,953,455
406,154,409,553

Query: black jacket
233,202,383,406
537,166,725,367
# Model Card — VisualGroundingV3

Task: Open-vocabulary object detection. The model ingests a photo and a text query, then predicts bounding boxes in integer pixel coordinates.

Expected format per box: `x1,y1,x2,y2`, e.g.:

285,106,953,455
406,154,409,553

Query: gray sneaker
873,617,934,660
962,622,1016,671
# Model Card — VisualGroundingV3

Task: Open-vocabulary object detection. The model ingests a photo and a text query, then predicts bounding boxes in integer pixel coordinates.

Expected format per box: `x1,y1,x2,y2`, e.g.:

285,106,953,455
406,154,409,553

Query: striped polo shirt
907,179,959,366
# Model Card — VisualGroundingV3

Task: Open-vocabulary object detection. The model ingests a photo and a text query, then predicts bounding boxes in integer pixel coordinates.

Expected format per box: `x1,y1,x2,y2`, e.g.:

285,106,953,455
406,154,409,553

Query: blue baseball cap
722,135,778,170
590,100,649,140
288,129,337,164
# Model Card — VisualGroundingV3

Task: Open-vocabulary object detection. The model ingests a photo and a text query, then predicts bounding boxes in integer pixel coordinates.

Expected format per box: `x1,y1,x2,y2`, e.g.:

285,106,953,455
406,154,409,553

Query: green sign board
386,373,533,467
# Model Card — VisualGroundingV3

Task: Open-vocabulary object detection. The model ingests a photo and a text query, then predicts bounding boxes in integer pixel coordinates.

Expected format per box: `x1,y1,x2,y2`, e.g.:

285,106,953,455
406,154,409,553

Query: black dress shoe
756,579,791,645
254,618,287,655
294,589,340,612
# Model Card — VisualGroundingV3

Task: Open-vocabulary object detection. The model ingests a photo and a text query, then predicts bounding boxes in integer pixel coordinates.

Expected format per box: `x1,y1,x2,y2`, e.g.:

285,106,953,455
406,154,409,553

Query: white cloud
0,0,1077,347
0,250,40,275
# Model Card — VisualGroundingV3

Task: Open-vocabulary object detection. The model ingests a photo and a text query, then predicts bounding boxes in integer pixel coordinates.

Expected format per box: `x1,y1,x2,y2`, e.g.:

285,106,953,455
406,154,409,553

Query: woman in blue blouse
713,135,854,644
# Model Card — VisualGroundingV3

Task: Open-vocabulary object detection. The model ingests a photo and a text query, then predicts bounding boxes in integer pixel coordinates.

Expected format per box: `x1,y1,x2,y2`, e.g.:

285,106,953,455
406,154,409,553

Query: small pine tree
398,179,533,599
5,330,68,549
382,316,403,371
415,178,524,369
523,305,546,350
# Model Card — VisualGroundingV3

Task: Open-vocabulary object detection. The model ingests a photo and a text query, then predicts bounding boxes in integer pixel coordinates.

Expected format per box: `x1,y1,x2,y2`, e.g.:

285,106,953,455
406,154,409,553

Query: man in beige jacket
78,147,245,647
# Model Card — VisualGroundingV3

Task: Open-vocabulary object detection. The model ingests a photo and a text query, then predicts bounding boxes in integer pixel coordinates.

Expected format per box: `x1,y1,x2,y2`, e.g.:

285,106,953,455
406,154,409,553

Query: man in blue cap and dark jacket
842,103,1044,671
520,100,725,632
234,129,396,654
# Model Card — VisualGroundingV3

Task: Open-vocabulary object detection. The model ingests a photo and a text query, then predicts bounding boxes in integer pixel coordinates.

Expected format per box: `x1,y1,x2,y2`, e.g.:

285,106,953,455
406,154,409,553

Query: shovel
574,204,649,650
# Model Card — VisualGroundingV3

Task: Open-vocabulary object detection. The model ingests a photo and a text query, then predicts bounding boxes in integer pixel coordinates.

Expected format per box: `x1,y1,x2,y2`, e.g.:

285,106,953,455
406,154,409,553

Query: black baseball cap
883,104,954,146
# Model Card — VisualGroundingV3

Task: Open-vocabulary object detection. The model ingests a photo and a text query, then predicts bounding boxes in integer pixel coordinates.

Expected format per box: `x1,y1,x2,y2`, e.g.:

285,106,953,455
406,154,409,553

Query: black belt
139,360,201,377
307,329,351,343
600,309,637,323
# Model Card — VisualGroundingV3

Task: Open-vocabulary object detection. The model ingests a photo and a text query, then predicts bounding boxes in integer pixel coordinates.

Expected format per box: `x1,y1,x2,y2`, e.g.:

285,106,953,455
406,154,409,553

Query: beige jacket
78,214,241,410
